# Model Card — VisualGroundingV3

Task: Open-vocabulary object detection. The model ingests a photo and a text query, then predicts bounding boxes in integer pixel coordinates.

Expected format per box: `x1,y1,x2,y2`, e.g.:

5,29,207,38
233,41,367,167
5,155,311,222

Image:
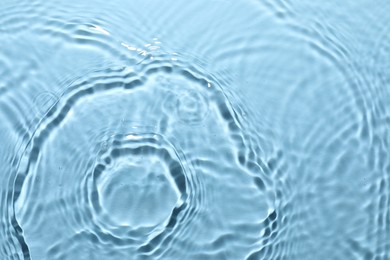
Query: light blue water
1,0,390,259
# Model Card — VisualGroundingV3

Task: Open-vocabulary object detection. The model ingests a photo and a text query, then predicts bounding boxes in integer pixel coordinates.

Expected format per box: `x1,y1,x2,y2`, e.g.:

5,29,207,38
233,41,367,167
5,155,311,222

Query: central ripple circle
97,152,179,228
90,133,188,237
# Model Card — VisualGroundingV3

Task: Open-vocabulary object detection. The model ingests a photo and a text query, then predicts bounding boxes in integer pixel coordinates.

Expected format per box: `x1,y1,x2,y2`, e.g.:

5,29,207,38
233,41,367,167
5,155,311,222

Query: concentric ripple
2,0,388,259
87,132,189,247
10,55,273,259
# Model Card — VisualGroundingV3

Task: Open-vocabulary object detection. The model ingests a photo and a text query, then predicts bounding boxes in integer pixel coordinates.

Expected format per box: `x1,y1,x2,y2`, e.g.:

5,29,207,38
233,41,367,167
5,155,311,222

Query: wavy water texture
1,0,390,259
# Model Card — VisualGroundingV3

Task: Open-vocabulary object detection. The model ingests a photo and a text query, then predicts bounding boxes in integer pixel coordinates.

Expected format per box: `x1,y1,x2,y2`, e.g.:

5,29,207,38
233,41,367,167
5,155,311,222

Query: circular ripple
88,132,188,243
13,56,272,259
176,90,209,124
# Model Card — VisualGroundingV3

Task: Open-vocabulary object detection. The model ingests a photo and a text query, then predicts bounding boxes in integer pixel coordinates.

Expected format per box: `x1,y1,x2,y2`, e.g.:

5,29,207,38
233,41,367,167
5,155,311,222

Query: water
1,0,390,259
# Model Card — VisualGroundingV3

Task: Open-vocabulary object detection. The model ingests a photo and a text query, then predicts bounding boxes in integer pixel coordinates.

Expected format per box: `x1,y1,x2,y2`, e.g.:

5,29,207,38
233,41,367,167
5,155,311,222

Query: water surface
1,0,390,259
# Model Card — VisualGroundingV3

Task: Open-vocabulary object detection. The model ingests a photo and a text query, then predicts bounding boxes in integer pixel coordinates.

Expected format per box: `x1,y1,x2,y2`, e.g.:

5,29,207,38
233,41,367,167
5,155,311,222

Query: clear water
1,0,389,259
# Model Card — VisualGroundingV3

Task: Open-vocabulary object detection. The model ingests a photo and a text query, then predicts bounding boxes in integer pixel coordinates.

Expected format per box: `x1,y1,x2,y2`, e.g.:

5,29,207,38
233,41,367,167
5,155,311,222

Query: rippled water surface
1,0,390,259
